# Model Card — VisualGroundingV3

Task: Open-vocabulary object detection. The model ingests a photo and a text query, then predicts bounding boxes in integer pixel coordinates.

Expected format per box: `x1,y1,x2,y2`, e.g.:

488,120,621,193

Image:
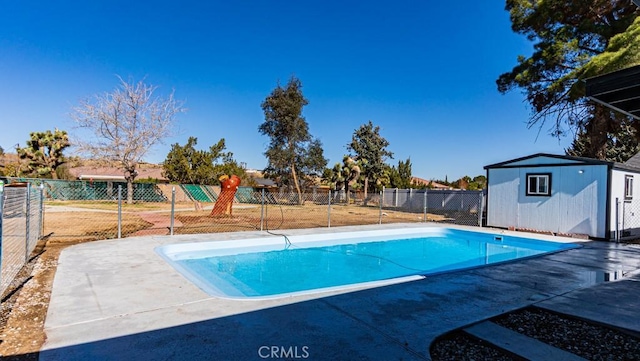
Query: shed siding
557,165,607,238
487,168,520,228
487,165,607,238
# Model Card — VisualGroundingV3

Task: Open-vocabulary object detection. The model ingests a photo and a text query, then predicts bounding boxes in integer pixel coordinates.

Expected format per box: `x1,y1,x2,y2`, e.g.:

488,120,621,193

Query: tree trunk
124,165,137,205
51,169,58,180
588,105,611,160
364,177,369,200
345,182,350,204
127,179,134,204
290,162,303,205
363,177,370,206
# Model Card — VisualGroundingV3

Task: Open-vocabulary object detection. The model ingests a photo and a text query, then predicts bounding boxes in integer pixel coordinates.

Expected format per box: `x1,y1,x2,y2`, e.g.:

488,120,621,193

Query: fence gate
621,199,640,239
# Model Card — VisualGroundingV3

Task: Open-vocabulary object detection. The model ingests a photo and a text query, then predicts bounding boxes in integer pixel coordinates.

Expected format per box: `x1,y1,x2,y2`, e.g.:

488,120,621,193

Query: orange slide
211,174,241,216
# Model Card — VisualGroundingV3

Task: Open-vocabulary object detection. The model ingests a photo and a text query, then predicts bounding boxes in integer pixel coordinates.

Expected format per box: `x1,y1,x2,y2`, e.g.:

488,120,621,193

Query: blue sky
0,1,573,181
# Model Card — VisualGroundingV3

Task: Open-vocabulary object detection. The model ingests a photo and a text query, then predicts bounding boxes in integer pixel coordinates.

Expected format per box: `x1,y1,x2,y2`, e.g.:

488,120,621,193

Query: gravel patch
431,307,640,361
493,307,640,361
430,330,520,361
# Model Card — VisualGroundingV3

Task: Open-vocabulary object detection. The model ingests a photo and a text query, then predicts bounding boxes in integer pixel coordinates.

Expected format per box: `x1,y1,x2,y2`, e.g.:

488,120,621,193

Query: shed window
625,175,633,200
526,173,551,196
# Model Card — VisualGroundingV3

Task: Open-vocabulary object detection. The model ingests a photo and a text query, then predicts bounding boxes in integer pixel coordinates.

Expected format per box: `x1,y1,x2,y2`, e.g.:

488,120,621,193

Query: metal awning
585,64,640,120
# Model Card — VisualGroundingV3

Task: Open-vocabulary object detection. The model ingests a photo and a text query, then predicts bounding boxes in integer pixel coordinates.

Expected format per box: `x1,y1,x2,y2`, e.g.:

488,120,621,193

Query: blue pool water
157,228,578,298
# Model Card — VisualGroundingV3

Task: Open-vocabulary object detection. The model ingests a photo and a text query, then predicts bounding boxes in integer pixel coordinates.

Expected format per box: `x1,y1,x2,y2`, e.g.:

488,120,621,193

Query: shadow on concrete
38,295,426,361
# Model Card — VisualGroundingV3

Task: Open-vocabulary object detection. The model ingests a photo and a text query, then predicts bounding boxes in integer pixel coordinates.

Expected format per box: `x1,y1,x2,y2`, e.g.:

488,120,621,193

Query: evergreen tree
163,137,247,184
259,76,327,202
397,158,412,189
347,121,393,198
470,175,487,190
566,124,640,162
498,1,638,157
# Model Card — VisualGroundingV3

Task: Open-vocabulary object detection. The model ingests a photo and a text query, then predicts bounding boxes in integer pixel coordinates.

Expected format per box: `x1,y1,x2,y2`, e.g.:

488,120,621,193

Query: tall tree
347,121,393,198
497,1,638,157
73,77,185,203
384,159,412,189
296,138,328,190
16,129,70,179
259,76,327,203
396,158,412,189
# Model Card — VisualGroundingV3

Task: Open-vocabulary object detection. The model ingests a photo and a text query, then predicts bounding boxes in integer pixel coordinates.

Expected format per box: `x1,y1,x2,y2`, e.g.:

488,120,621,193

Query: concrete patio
39,224,640,360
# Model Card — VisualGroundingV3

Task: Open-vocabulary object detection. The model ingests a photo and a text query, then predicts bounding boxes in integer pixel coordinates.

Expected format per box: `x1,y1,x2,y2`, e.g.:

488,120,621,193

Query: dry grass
43,202,446,241
44,212,153,243
45,200,174,211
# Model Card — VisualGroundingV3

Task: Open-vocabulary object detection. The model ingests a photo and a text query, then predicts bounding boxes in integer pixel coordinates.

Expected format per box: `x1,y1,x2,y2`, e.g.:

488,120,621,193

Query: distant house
68,164,167,182
245,169,277,189
484,153,640,240
410,177,453,190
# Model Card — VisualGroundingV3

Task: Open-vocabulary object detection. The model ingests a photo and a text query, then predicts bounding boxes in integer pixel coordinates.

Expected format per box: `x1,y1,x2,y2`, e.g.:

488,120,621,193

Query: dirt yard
0,203,442,359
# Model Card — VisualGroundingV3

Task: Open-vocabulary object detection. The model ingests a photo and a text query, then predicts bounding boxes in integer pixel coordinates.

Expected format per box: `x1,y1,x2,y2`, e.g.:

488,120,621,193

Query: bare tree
72,77,185,203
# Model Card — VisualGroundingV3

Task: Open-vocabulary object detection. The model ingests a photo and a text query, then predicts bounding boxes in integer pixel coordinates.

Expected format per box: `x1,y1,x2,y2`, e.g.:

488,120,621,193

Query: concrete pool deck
40,223,640,360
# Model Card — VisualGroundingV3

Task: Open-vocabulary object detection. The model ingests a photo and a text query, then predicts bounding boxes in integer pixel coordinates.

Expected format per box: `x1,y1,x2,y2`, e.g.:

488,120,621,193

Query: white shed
484,153,640,240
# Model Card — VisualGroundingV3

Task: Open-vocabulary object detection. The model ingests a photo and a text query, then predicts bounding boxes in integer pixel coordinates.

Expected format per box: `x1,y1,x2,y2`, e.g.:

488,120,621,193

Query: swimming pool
156,227,579,299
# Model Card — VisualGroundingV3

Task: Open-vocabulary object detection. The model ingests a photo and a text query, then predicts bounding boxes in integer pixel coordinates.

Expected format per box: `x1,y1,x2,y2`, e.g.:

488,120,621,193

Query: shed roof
624,152,640,169
484,153,612,169
585,65,640,120
484,152,640,173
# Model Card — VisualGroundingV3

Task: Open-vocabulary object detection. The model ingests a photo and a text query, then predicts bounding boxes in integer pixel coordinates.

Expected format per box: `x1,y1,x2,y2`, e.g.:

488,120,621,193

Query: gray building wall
487,164,608,238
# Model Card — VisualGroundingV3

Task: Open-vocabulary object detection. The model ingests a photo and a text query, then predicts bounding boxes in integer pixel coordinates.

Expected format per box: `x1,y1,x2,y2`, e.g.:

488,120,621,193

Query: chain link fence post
327,190,331,228
117,185,122,239
379,190,383,224
39,184,44,237
615,197,620,242
394,188,398,208
260,188,265,231
170,186,176,236
25,183,31,263
478,191,484,227
422,190,427,222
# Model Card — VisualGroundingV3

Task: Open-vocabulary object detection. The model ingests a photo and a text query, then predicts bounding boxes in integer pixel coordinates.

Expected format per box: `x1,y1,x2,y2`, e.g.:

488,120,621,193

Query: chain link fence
381,188,485,226
0,182,44,295
0,178,487,293
39,182,394,240
616,197,640,240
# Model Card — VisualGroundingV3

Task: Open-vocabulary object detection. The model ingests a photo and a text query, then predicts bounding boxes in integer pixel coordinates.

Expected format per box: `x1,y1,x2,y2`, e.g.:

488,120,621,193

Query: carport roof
585,64,640,120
